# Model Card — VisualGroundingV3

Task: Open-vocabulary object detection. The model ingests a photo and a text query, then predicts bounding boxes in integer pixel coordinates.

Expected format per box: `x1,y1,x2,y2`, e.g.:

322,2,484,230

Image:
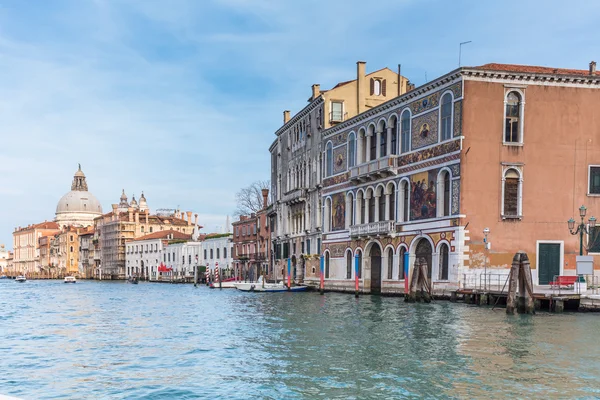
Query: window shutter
382,79,387,96
370,78,374,95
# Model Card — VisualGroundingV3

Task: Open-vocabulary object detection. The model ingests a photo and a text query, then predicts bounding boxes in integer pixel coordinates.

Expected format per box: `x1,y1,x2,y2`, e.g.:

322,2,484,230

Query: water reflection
1,281,600,399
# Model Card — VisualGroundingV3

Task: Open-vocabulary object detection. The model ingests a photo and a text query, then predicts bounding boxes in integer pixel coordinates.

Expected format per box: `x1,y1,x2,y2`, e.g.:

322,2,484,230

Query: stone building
78,227,95,278
12,221,60,274
55,165,103,228
269,61,410,283
95,193,197,279
233,189,271,281
319,61,600,294
0,244,9,274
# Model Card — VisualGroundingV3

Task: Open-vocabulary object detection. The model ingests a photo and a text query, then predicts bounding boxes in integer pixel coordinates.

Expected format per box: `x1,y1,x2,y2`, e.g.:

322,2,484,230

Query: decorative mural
411,110,438,150
397,140,460,168
333,145,347,174
410,92,440,115
326,243,348,257
330,132,349,146
449,82,462,99
449,163,460,177
410,170,438,220
323,172,349,187
331,192,346,231
453,100,462,137
451,180,460,215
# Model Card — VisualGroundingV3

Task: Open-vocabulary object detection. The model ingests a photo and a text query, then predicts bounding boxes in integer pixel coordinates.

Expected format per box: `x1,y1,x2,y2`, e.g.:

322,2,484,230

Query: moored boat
15,275,26,282
64,276,76,283
234,277,308,293
128,276,139,284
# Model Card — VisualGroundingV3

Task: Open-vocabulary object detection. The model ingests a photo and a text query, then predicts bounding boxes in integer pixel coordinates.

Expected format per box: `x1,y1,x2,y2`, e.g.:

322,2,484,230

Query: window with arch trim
502,167,522,218
325,252,330,278
326,142,333,176
504,91,523,144
398,247,406,280
348,133,356,168
400,110,411,153
439,243,449,280
440,93,453,141
387,248,393,279
346,251,352,279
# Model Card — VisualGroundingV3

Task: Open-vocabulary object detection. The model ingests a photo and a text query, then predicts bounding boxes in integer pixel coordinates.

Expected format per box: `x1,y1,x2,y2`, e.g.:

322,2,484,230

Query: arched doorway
140,261,144,279
415,238,433,279
369,244,382,294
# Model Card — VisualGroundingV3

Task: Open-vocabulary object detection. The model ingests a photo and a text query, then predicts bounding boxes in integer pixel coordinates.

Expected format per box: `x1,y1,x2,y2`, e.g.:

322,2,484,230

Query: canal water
1,281,600,399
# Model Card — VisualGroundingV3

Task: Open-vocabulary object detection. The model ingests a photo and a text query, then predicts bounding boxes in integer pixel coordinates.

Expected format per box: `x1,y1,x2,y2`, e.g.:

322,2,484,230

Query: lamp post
483,227,490,290
568,205,596,256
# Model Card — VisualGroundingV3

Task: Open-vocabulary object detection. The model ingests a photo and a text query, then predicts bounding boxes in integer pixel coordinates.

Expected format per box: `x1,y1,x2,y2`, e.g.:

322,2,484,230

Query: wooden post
419,261,431,303
405,258,420,303
506,253,520,315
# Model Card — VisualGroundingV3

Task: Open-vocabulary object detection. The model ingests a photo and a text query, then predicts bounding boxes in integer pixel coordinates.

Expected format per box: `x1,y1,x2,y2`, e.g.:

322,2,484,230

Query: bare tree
234,180,270,217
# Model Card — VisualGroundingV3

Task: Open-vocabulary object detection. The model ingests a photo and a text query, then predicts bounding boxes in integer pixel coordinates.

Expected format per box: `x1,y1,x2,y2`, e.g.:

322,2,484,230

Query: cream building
12,221,60,274
269,61,410,282
0,244,9,274
55,165,103,228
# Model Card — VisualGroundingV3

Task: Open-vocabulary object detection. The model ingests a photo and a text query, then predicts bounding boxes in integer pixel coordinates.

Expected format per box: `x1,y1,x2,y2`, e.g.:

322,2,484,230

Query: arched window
326,142,333,176
369,126,377,161
400,110,410,153
325,197,332,232
398,247,406,280
439,243,449,280
378,188,385,221
346,193,354,227
388,184,395,221
149,227,153,233
505,91,522,143
346,251,352,279
348,132,356,168
373,79,381,95
440,93,453,141
379,121,387,158
390,117,398,155
503,168,521,217
387,248,393,279
359,191,366,224
399,180,410,222
368,190,375,223
357,250,362,279
325,252,330,279
437,170,451,217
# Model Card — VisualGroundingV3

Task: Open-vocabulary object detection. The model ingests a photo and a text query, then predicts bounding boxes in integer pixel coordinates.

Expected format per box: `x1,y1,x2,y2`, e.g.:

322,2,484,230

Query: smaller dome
120,189,127,200
130,194,139,209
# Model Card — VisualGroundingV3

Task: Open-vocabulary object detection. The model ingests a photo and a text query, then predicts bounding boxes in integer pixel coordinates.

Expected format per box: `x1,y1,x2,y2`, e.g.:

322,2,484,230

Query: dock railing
462,272,510,292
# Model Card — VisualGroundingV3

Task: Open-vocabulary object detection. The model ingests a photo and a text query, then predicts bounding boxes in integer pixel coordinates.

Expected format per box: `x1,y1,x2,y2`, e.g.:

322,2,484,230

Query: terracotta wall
461,79,600,271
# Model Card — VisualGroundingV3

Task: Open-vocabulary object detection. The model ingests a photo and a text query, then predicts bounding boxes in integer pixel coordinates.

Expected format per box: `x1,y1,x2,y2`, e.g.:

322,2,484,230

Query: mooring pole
320,255,325,295
354,254,359,298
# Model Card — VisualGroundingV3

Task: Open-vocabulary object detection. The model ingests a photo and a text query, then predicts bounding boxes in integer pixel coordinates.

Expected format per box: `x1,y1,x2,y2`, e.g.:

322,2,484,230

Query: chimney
590,61,597,76
128,207,133,222
311,84,321,100
261,188,269,209
187,211,192,226
194,214,198,225
283,110,291,124
357,61,366,113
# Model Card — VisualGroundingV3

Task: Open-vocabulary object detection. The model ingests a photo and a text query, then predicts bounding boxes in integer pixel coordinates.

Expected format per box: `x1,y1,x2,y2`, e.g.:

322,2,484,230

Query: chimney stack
194,214,198,225
283,110,291,124
187,211,192,226
128,207,133,222
357,61,366,114
311,84,321,100
590,61,597,76
261,188,269,209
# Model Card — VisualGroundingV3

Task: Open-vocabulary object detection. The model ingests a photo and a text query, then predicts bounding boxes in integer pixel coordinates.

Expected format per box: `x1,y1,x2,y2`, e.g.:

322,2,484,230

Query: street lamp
568,205,596,256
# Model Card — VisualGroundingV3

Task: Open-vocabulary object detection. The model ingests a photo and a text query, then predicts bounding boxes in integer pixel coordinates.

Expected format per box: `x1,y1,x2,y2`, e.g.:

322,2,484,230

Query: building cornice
461,68,600,87
274,97,324,138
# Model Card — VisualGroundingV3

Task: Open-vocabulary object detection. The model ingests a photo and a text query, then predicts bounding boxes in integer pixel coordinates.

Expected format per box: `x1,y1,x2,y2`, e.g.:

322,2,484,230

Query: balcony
282,188,307,205
349,155,398,182
350,221,395,238
329,111,347,124
235,253,266,261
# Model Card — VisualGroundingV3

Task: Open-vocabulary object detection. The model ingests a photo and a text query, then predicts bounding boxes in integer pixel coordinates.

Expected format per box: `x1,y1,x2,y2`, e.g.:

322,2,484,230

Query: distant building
200,233,234,279
96,197,198,279
12,221,60,275
55,165,103,228
78,227,95,278
0,244,9,274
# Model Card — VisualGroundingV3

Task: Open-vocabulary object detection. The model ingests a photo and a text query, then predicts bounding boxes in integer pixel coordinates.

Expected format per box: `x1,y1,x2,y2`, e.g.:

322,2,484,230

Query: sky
0,0,599,248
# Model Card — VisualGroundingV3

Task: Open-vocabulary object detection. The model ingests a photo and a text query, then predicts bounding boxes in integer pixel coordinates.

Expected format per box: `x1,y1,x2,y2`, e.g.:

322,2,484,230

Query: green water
1,280,599,399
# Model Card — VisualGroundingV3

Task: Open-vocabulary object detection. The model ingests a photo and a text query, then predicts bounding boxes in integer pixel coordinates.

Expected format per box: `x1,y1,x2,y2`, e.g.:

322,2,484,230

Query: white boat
234,278,307,293
64,276,76,283
15,275,26,282
209,281,237,289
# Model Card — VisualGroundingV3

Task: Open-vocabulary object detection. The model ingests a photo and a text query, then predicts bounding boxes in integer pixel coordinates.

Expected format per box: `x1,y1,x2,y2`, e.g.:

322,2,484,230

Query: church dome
55,165,103,228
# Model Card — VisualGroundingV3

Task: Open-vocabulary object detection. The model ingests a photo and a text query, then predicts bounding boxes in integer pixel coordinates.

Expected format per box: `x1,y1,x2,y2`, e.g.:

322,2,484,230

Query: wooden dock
451,289,581,312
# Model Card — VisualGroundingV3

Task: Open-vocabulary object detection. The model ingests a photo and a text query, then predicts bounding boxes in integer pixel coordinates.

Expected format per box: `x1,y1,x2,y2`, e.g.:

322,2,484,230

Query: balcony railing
349,155,398,181
350,220,395,237
282,188,307,204
329,111,347,123
236,253,266,261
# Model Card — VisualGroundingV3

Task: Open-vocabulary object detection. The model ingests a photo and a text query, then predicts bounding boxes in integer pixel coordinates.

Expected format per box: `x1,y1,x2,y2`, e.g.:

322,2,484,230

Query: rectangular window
224,247,227,259
504,178,519,216
589,227,600,253
589,167,600,195
217,248,220,259
306,239,311,255
331,101,343,122
253,225,257,235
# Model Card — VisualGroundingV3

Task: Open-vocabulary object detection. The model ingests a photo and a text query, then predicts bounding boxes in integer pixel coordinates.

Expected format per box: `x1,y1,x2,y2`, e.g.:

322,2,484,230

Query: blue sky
0,0,598,247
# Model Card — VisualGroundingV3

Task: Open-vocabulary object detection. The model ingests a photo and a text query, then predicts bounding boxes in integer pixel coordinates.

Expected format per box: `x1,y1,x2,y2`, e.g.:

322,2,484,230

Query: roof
473,63,599,77
131,229,192,242
329,67,398,89
15,221,60,232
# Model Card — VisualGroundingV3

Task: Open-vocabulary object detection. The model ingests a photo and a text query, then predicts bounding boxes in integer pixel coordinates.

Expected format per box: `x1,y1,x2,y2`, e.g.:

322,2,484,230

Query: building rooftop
131,230,192,242
473,63,599,77
15,221,60,232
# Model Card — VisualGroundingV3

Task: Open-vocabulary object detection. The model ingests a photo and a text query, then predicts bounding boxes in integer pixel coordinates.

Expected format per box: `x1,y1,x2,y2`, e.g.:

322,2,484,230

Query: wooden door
370,246,382,294
538,243,560,285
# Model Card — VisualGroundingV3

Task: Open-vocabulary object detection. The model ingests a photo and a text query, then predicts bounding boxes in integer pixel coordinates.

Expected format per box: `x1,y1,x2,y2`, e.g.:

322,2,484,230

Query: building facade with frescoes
320,61,600,294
